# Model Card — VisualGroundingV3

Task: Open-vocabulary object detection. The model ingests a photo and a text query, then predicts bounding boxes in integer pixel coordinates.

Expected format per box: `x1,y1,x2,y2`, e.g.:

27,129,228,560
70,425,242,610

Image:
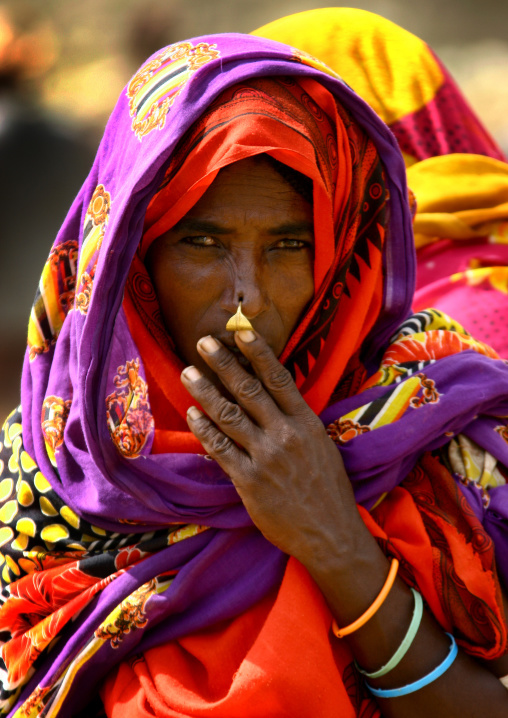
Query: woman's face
146,156,314,381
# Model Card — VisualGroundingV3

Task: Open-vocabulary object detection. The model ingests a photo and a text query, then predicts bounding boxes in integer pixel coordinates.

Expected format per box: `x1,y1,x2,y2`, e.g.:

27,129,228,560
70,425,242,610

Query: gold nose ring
226,301,254,332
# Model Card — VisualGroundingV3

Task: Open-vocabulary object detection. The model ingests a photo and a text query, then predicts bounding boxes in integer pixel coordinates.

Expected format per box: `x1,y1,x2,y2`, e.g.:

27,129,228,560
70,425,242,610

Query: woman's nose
239,287,268,320
222,255,269,319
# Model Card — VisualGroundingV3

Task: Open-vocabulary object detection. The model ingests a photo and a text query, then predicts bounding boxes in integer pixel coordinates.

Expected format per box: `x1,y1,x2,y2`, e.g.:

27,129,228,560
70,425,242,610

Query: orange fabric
102,455,506,715
365,453,506,658
101,558,380,717
125,77,388,453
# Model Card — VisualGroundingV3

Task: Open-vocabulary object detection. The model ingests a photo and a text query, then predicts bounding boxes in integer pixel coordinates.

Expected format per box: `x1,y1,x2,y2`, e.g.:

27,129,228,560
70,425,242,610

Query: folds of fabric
408,155,508,246
100,559,379,718
367,456,506,660
102,466,506,717
252,8,508,357
408,154,508,355
251,7,505,165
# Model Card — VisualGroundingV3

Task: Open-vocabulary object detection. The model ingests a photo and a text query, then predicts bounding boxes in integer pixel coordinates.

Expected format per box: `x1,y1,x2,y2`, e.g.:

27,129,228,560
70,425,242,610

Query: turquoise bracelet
356,588,423,679
366,633,458,698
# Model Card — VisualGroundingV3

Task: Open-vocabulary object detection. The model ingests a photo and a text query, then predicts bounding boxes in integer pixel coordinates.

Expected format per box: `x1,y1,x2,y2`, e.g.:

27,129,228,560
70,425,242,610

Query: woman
253,8,508,357
1,27,508,718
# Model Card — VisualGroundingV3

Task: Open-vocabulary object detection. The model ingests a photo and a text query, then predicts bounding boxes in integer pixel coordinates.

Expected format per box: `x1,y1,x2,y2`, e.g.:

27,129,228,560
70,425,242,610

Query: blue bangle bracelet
366,633,458,698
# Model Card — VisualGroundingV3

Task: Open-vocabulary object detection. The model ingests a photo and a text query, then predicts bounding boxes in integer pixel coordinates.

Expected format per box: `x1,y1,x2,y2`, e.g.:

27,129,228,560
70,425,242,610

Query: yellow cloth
407,154,508,247
252,9,508,250
252,8,444,130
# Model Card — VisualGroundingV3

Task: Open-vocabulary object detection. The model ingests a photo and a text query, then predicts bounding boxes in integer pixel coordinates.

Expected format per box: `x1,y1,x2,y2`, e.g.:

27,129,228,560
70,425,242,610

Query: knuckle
235,376,264,402
198,381,219,403
209,432,233,456
266,366,293,392
217,401,245,428
214,350,237,373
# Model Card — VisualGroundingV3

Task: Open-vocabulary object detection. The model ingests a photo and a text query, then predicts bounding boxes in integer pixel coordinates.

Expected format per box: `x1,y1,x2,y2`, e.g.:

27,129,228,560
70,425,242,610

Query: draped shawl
1,32,508,717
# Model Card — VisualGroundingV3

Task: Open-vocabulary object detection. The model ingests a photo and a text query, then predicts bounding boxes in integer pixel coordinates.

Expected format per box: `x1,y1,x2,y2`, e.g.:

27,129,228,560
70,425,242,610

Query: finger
181,365,263,450
186,405,249,476
234,330,314,418
195,336,281,427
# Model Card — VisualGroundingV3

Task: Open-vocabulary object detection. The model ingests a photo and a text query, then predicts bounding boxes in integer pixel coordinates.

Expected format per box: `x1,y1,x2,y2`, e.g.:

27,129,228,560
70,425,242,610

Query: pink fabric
414,239,508,356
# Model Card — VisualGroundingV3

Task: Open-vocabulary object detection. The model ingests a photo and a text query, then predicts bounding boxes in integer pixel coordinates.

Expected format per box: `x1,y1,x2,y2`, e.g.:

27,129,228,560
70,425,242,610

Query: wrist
302,538,394,642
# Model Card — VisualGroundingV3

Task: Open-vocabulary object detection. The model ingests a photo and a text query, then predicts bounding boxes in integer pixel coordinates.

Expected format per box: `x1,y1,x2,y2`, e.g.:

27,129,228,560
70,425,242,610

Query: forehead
178,156,314,225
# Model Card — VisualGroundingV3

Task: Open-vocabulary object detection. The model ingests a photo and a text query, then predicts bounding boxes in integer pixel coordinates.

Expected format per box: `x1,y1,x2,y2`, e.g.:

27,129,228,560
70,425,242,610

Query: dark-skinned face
146,155,314,384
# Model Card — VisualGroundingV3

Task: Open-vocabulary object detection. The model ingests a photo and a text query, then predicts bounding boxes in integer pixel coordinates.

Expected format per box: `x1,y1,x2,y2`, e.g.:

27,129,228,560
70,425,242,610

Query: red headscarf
124,76,388,452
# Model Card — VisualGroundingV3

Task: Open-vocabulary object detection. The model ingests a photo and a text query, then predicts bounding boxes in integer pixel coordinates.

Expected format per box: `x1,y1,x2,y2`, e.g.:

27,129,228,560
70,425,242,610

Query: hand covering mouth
222,342,252,367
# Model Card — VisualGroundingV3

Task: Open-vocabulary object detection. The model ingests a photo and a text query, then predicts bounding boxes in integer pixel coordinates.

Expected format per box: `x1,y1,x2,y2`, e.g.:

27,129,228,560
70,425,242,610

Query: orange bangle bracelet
332,557,400,638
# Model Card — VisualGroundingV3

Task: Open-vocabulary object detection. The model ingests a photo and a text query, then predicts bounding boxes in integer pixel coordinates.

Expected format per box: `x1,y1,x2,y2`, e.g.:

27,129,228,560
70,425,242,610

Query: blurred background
0,0,507,418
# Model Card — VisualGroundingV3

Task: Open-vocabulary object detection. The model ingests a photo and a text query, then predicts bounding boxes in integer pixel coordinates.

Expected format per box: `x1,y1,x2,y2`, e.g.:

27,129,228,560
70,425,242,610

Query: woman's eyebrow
170,218,314,236
267,221,314,236
171,218,234,235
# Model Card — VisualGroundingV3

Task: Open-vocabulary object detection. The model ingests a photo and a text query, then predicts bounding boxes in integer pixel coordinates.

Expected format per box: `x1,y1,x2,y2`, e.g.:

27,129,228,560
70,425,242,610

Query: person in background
253,8,508,357
0,7,94,418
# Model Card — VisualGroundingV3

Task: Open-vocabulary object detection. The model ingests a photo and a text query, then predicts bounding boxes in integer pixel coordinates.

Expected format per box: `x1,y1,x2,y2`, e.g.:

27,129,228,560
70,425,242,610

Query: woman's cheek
272,264,314,317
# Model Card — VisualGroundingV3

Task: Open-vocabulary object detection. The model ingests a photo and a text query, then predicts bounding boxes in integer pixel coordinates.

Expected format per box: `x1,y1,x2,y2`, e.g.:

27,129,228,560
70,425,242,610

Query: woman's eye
181,236,218,248
274,239,312,250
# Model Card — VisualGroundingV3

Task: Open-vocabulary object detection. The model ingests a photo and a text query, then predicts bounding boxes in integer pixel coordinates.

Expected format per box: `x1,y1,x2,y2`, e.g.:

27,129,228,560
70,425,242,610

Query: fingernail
237,330,256,343
187,406,203,421
182,366,202,382
198,336,220,354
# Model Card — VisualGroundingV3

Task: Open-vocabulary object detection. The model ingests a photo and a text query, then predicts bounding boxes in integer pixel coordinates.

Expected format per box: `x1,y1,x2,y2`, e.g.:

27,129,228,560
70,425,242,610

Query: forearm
303,517,508,717
181,332,508,715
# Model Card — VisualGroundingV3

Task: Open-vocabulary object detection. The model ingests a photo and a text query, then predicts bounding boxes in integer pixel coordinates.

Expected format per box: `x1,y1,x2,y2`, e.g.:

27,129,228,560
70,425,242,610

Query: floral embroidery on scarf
27,240,78,361
75,184,111,315
75,271,94,313
41,396,72,467
0,565,114,685
328,372,441,445
17,685,52,718
95,579,156,648
127,41,220,140
495,425,508,445
88,184,111,225
327,418,371,444
105,358,154,458
409,374,440,408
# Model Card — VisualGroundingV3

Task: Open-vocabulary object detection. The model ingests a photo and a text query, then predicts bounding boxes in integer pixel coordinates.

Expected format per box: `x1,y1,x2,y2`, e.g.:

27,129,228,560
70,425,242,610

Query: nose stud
226,301,254,332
